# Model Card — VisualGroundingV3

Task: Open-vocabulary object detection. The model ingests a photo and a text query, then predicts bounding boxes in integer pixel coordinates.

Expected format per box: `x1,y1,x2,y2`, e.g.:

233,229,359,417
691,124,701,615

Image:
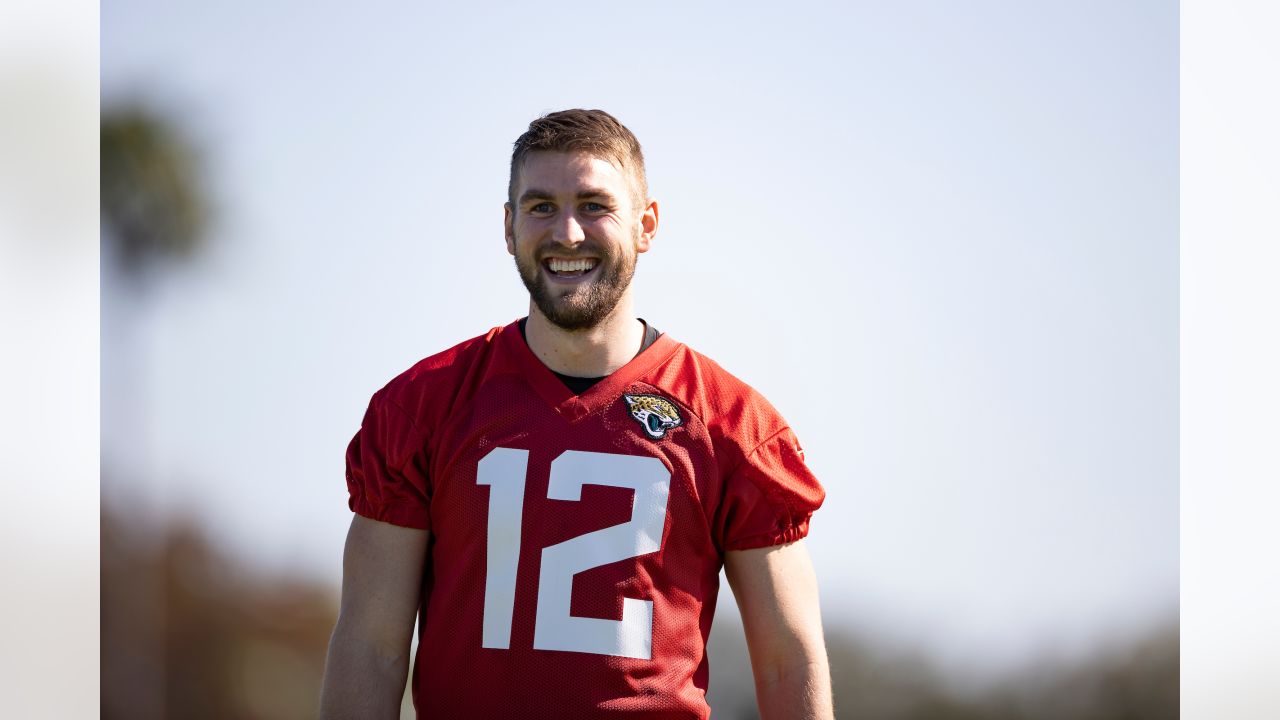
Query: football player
320,109,833,719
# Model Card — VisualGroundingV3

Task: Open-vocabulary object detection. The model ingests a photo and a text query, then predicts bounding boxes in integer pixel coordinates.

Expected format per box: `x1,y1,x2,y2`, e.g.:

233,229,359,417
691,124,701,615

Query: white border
0,0,100,716
1182,0,1280,717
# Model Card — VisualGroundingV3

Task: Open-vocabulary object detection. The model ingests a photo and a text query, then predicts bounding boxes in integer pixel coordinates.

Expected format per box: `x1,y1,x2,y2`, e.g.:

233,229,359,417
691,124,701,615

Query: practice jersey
345,319,825,719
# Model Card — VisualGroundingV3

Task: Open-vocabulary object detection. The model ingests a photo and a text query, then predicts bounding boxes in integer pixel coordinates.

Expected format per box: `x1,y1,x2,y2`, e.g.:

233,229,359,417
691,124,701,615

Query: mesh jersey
345,319,825,719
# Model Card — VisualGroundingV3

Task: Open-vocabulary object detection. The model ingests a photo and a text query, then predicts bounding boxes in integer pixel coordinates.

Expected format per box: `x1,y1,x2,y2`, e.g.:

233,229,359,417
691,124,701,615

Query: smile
542,257,600,280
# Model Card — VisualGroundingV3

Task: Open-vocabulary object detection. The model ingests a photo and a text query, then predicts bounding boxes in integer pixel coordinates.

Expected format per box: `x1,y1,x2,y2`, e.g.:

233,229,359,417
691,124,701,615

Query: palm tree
101,106,207,279
101,105,210,720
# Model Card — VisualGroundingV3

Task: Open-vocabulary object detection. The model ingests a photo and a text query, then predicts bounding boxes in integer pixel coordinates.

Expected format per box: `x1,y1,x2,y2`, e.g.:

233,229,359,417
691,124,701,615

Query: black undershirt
519,317,662,395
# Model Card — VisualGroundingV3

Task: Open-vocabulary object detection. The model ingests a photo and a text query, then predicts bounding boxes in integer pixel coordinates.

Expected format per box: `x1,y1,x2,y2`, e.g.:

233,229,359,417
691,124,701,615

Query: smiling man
320,109,833,719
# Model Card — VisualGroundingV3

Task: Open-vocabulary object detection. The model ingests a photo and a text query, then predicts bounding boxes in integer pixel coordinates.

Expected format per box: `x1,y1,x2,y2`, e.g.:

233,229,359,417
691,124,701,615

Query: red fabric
344,320,825,719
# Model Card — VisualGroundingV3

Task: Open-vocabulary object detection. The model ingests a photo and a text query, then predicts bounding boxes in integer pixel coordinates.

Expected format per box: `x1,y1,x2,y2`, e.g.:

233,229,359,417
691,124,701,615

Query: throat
519,316,662,392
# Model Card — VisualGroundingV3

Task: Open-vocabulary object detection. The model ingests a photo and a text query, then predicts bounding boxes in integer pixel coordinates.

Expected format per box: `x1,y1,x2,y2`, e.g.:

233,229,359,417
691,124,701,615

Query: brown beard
513,235,637,331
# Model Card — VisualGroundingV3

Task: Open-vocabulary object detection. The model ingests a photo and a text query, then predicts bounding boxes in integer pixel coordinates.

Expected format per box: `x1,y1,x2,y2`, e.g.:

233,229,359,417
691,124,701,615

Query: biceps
724,541,826,665
336,514,430,649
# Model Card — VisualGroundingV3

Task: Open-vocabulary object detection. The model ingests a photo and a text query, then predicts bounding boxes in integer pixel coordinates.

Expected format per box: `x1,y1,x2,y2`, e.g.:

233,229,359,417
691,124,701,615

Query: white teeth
547,258,598,273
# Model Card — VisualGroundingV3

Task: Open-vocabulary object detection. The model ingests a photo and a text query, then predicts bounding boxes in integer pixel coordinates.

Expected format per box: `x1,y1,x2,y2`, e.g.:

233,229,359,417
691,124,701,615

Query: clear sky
101,0,1177,676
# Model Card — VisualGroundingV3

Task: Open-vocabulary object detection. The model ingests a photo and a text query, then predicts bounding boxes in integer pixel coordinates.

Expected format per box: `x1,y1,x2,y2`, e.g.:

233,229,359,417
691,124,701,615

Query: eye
583,202,608,213
529,202,554,214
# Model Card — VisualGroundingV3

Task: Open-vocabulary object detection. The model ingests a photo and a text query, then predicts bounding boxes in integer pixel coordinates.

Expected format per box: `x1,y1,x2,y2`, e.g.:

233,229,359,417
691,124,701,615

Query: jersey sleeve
344,388,432,530
713,426,825,552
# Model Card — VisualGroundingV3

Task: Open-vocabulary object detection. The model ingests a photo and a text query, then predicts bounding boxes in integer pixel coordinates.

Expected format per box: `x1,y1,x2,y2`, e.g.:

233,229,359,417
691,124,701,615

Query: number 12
475,447,671,660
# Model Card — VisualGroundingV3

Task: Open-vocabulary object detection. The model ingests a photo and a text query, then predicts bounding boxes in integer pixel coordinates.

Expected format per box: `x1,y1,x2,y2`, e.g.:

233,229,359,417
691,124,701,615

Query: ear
636,198,658,254
504,202,515,255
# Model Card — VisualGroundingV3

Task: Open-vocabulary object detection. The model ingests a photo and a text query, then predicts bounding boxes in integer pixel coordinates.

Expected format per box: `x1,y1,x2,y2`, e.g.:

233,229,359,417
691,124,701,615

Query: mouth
542,256,600,282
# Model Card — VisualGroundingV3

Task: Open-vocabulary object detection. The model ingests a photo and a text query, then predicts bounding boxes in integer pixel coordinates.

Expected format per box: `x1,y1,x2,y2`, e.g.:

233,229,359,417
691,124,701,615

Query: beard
513,235,637,331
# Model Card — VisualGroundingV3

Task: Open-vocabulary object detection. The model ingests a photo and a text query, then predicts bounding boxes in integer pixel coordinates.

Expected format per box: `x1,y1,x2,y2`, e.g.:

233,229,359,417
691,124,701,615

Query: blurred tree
101,107,207,278
708,612,1178,720
101,105,212,719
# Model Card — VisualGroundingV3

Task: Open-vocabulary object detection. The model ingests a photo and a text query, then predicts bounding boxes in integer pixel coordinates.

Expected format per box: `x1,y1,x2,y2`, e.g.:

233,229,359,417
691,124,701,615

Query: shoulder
650,340,791,457
371,321,515,427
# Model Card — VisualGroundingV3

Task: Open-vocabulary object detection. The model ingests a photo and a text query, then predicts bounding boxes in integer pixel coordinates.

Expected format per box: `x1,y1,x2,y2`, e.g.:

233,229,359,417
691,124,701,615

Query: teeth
547,258,598,273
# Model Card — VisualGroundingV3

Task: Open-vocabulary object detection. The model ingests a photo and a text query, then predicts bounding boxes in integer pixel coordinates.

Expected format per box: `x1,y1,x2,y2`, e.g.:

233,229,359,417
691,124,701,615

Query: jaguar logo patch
623,394,684,440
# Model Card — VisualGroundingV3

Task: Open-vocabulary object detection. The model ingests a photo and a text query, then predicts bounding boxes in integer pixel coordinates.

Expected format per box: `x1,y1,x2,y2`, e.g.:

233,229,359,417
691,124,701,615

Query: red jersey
345,320,825,719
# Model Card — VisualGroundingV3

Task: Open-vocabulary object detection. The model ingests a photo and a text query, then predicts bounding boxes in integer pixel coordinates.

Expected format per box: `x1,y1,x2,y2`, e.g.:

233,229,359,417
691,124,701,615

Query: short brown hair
508,109,648,206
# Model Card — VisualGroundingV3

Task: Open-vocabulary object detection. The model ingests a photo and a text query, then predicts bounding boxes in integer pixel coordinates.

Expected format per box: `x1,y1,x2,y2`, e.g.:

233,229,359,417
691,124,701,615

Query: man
320,109,833,719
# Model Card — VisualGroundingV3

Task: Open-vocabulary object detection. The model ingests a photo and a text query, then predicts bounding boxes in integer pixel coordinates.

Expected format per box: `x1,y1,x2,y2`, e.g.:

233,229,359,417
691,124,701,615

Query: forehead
514,151,633,198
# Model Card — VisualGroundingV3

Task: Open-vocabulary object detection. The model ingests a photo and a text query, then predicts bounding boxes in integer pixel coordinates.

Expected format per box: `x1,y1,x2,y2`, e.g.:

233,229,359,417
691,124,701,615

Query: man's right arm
320,514,430,719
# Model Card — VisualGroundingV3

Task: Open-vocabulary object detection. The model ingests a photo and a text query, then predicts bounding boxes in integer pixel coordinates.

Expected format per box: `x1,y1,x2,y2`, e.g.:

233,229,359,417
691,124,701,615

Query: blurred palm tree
101,106,207,278
101,104,212,720
99,103,210,492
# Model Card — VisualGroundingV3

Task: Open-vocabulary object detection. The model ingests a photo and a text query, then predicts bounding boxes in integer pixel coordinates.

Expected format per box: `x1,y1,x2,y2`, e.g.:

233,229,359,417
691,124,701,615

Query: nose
552,210,586,247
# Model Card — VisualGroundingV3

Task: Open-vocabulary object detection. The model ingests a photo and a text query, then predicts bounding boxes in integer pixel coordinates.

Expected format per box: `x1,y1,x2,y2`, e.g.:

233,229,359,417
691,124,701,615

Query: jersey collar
501,318,680,423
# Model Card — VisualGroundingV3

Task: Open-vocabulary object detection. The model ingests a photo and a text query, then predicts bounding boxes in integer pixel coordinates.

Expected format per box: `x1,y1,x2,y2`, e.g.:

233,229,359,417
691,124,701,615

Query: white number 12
475,447,671,660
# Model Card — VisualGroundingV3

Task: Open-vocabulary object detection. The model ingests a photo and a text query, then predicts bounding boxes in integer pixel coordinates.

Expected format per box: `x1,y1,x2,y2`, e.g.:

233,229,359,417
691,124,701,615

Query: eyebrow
518,187,618,205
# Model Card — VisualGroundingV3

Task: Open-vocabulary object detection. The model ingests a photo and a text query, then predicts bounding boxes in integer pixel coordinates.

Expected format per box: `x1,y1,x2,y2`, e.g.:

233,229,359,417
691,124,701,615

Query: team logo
623,394,684,440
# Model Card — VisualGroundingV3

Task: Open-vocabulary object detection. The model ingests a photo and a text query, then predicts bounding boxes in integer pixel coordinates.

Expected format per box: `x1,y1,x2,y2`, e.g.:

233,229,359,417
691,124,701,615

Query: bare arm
724,540,834,720
319,515,429,719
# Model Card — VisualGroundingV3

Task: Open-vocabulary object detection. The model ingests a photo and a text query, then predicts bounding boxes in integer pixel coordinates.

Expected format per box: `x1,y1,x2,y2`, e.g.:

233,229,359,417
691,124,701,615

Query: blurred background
99,1,1177,717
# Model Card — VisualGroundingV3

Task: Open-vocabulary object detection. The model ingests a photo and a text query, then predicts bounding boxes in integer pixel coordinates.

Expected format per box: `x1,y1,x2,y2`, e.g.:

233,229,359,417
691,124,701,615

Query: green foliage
101,107,207,275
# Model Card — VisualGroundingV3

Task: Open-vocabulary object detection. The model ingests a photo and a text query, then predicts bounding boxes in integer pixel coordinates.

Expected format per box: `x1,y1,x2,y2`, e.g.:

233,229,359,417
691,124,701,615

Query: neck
524,297,645,377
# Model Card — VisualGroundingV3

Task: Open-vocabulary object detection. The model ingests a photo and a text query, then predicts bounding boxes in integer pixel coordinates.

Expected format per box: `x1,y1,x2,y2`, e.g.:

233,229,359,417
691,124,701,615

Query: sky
100,0,1178,677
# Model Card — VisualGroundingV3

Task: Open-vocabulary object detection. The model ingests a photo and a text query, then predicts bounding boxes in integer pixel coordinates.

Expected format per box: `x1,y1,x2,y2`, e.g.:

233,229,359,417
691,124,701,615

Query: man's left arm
723,539,834,720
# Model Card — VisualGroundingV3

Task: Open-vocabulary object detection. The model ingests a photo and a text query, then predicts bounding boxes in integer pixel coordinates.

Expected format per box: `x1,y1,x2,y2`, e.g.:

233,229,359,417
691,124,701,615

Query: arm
724,539,834,720
320,515,429,719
